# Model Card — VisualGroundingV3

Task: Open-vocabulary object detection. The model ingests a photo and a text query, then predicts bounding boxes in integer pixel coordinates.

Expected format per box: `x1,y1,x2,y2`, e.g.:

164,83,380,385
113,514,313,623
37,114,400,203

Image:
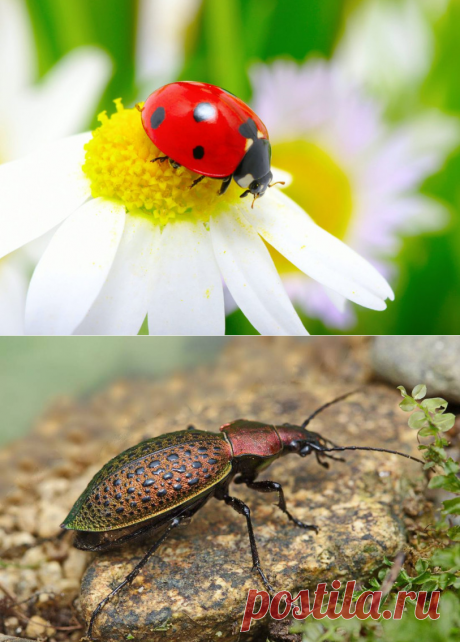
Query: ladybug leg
218,175,233,195
86,516,184,641
190,175,206,189
169,159,181,169
220,493,276,594
240,478,319,533
151,155,169,163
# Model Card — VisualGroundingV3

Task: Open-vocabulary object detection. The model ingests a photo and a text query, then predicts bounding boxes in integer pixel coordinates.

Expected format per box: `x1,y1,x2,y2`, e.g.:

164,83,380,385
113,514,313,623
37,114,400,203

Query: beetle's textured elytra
62,430,232,532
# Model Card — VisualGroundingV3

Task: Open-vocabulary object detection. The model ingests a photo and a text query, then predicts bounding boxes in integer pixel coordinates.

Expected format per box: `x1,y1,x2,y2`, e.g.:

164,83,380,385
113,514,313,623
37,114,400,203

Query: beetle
61,392,423,639
139,81,283,206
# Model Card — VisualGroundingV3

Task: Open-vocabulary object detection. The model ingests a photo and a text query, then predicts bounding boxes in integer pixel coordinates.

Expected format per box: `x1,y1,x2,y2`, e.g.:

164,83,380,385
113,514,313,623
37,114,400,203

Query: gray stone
371,336,460,403
79,385,421,642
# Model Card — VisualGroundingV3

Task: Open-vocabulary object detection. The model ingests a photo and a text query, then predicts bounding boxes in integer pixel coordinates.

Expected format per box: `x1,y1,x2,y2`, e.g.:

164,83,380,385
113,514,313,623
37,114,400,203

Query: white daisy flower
336,0,449,103
0,97,394,336
136,0,202,90
0,0,111,334
249,58,459,328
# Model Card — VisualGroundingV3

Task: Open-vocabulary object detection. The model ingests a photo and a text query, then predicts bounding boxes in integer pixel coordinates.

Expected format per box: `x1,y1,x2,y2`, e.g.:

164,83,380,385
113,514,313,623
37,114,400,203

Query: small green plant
397,384,460,542
291,384,460,642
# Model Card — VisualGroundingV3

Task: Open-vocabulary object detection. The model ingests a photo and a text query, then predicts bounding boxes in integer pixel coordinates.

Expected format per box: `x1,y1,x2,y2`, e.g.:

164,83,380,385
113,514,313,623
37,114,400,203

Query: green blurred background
0,337,226,446
6,0,460,334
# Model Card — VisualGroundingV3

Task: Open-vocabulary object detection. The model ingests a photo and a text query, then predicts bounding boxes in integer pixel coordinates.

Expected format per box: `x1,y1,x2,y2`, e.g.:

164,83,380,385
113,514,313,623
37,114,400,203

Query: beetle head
283,427,344,468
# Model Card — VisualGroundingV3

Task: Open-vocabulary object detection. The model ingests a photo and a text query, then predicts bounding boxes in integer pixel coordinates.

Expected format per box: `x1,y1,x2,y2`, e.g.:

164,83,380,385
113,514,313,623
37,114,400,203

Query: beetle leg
221,494,275,594
150,155,168,163
219,175,233,195
244,480,319,533
190,175,206,189
86,517,183,641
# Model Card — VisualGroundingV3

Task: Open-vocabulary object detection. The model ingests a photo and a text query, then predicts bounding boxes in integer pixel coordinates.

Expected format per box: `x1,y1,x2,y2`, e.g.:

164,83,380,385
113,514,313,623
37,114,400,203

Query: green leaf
421,397,448,412
447,526,460,541
443,498,460,515
413,570,434,584
412,384,427,400
415,559,429,574
418,425,439,437
445,459,460,474
432,412,456,431
429,474,460,492
399,397,417,412
420,579,439,592
408,411,429,429
397,385,408,397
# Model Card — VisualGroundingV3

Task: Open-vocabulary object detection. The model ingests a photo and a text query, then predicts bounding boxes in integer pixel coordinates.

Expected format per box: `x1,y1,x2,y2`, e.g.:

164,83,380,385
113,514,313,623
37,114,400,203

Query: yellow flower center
269,140,353,274
83,99,240,225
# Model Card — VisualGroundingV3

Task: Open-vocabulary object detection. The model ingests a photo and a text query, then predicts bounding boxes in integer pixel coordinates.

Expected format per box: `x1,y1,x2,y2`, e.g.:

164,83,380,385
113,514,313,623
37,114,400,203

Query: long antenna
317,445,424,465
302,390,361,429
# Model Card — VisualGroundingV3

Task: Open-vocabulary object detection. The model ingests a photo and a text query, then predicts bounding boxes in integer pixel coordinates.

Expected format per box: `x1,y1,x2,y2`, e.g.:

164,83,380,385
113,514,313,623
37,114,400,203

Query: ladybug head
240,170,273,198
234,137,273,200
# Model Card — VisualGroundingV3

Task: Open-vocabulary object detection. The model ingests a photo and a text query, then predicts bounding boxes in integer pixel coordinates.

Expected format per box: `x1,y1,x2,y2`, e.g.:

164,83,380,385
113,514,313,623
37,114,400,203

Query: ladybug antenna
269,181,286,188
251,194,260,209
135,103,144,113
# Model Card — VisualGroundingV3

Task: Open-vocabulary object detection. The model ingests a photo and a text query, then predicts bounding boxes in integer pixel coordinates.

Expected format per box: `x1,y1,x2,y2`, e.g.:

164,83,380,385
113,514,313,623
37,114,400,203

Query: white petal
76,215,160,335
244,189,394,310
0,259,27,335
211,209,308,336
10,47,112,157
25,198,125,335
0,133,92,259
0,0,35,99
148,220,225,336
271,166,292,187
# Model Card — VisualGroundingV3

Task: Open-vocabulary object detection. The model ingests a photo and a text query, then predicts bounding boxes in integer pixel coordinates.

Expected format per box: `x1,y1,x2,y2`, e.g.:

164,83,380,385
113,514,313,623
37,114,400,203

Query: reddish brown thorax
220,420,282,458
274,423,307,449
219,420,305,459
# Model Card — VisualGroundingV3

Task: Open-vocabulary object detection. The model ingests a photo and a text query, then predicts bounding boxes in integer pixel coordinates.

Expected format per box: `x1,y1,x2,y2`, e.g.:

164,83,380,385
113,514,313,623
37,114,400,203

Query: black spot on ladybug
192,461,202,469
167,453,179,461
188,478,199,486
239,118,258,140
157,489,167,497
150,106,165,130
193,145,205,160
194,102,217,123
143,479,155,487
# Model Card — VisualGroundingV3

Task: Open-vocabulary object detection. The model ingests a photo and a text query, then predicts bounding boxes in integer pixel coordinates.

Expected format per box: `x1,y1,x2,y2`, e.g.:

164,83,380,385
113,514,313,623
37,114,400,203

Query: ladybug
140,81,281,203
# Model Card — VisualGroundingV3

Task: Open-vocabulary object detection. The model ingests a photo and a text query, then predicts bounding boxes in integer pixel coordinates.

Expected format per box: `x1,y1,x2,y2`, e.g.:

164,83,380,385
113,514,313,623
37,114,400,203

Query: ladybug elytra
140,81,280,203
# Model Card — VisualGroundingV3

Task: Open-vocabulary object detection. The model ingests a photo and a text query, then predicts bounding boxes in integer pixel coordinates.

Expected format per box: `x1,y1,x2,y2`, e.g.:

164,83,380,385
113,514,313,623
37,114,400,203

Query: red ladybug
141,81,277,201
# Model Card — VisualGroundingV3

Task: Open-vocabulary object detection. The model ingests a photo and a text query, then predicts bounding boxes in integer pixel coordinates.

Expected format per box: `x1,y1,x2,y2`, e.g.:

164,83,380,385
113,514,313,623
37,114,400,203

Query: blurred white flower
249,58,459,328
136,0,202,90
0,102,393,336
336,0,449,103
0,0,112,334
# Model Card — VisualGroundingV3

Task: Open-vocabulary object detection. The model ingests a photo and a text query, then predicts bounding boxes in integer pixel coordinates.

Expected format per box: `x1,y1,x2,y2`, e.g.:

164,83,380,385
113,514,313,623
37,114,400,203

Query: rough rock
0,337,424,641
372,335,460,403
